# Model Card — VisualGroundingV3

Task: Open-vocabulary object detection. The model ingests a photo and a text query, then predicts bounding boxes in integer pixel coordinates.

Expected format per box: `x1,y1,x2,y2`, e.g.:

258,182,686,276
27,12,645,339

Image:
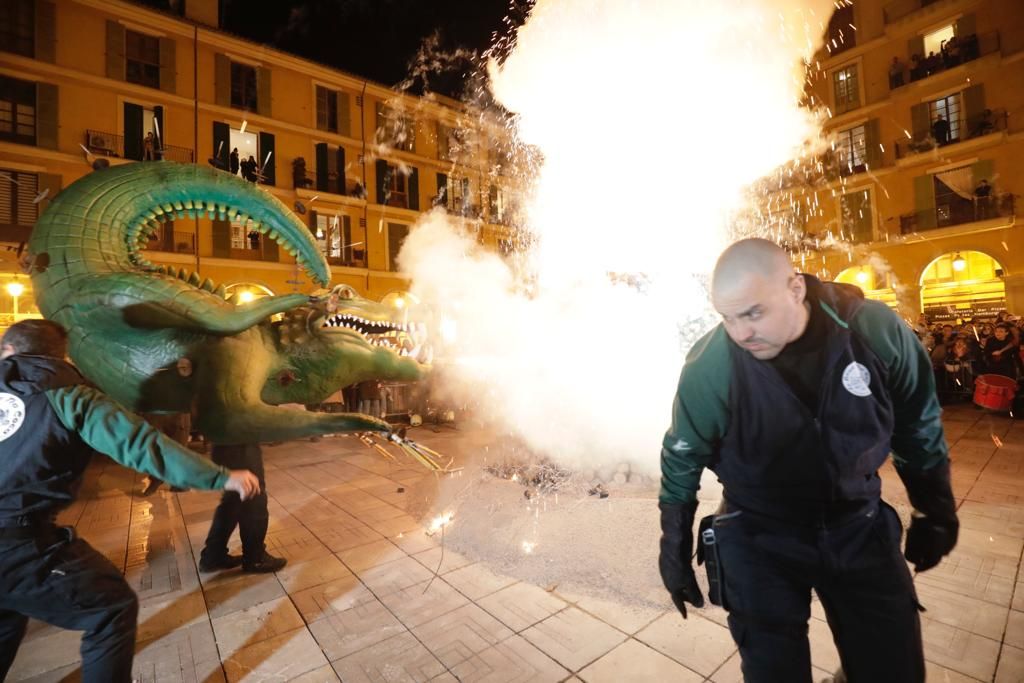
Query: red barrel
973,374,1018,412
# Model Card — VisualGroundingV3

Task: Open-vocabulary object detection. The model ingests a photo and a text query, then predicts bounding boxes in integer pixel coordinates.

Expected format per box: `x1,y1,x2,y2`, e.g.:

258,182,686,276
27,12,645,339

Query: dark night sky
136,0,532,97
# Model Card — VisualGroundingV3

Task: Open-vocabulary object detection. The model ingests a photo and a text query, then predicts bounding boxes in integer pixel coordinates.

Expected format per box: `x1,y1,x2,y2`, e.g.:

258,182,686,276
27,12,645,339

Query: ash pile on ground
433,457,676,609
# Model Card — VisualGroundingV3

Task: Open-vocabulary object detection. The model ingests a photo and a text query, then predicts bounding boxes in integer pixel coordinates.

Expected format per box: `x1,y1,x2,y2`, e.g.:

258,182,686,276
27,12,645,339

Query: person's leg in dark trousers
0,534,138,683
816,503,925,683
0,609,29,677
200,444,282,572
715,512,817,683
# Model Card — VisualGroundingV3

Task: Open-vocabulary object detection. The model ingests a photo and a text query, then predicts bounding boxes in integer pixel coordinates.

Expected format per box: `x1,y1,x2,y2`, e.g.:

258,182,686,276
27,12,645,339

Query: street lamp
855,270,869,285
952,253,967,272
6,281,24,318
238,290,255,303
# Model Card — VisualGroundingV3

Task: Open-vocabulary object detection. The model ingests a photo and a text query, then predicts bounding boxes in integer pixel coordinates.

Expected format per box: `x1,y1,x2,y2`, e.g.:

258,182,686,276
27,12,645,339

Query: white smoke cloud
400,0,835,475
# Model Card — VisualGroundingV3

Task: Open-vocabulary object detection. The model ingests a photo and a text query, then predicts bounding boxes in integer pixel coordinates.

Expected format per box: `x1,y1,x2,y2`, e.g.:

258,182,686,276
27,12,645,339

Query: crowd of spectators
914,310,1023,403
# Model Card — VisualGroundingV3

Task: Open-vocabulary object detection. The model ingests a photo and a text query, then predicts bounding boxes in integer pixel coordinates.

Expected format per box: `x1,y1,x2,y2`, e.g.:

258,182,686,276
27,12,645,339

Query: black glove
658,500,704,617
897,460,959,572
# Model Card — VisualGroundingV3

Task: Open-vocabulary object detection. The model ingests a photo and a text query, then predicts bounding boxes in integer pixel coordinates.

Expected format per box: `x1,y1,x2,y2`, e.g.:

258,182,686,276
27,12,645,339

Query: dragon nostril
277,369,296,387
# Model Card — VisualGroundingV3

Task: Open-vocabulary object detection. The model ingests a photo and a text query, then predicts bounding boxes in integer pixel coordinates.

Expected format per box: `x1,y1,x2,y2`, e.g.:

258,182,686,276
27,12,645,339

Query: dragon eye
336,287,355,300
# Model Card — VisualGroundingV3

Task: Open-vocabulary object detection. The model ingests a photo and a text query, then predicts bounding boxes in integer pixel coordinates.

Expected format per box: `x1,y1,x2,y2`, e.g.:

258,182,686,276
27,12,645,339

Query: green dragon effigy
26,161,427,445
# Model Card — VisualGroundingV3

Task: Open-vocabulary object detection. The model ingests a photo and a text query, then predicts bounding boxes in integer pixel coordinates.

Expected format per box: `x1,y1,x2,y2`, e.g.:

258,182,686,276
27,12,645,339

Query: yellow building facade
0,0,518,331
784,0,1024,323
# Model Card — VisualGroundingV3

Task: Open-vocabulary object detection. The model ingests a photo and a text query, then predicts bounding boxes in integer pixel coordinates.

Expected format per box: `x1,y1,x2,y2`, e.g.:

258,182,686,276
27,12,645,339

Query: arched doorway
224,282,275,303
919,250,1005,323
834,266,898,309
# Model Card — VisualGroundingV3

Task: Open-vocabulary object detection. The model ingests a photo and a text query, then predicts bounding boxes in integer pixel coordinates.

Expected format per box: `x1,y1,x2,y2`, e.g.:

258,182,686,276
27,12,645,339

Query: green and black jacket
660,276,948,519
0,354,228,525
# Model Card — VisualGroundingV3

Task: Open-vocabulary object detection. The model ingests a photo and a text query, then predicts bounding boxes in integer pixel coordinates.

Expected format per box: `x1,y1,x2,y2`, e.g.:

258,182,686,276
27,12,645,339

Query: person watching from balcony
230,148,240,176
888,56,905,89
924,51,941,77
974,179,993,219
932,115,951,146
909,54,925,81
143,132,156,161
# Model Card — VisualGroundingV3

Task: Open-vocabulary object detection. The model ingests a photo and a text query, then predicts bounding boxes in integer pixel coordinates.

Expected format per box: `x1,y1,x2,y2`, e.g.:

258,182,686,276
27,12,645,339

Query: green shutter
913,174,936,231
436,122,449,160
124,102,143,160
375,159,388,205
910,102,930,141
971,159,994,186
864,118,882,169
211,219,230,257
105,20,125,80
337,91,351,137
258,131,275,185
212,120,229,168
35,1,56,63
907,35,924,60
336,146,346,194
214,53,230,107
256,67,271,117
152,106,164,156
35,82,58,150
435,172,447,206
962,84,986,138
315,142,329,191
387,222,408,271
159,38,176,94
408,167,419,211
263,235,279,262
342,215,353,262
955,14,975,39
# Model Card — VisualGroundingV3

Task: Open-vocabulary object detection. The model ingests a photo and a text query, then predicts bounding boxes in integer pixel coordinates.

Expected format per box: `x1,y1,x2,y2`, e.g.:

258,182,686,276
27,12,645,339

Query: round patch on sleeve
0,393,26,442
841,362,872,397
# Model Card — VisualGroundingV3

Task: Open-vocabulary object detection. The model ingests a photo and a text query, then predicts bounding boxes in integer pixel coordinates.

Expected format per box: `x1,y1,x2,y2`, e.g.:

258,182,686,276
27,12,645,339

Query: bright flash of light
439,316,458,344
426,512,454,536
522,540,536,554
238,290,255,304
399,0,834,476
6,282,24,297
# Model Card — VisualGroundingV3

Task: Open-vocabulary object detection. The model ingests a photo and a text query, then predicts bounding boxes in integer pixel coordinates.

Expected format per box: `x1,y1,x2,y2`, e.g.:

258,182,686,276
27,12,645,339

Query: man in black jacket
659,239,957,683
0,319,259,683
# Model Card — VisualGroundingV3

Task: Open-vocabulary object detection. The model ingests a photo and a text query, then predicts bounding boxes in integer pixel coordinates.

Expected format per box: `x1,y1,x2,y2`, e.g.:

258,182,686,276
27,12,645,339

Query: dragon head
259,285,430,407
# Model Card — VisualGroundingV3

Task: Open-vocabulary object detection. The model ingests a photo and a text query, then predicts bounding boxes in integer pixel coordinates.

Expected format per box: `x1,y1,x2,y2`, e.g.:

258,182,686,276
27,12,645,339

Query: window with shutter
230,62,257,111
0,76,36,145
0,169,39,227
0,0,34,57
125,30,160,89
840,188,873,244
387,223,409,272
836,124,866,175
831,65,859,114
316,86,338,133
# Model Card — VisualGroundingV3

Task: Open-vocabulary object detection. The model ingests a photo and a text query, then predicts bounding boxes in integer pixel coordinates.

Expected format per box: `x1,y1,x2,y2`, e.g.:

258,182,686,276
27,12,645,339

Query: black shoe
139,477,163,497
198,553,243,573
242,552,287,573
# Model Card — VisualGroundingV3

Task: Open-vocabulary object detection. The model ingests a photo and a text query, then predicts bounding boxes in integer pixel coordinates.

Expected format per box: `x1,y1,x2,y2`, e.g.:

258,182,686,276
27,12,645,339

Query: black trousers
200,444,268,564
0,530,139,682
715,501,924,683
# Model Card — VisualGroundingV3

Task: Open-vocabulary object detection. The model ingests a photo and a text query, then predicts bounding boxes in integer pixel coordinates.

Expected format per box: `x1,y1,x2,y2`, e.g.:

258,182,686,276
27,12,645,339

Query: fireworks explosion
384,0,839,478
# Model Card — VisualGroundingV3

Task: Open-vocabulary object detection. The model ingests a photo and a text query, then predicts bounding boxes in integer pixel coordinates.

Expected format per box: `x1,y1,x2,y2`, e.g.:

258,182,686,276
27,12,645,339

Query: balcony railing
899,193,1015,234
85,129,194,163
889,32,1000,90
146,230,196,255
229,236,279,262
894,109,1008,160
293,166,366,198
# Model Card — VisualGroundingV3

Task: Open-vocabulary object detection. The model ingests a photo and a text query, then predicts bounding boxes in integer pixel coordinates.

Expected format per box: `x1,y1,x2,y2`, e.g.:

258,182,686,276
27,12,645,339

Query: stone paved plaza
7,405,1024,682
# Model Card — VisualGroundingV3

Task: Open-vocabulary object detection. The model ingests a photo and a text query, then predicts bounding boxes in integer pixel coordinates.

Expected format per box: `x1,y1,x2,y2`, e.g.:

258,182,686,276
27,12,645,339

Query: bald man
658,239,956,683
